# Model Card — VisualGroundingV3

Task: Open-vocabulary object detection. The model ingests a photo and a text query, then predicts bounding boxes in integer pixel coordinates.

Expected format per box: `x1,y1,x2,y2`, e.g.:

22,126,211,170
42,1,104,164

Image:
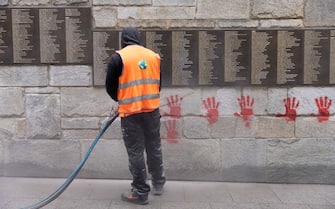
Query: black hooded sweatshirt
105,27,161,102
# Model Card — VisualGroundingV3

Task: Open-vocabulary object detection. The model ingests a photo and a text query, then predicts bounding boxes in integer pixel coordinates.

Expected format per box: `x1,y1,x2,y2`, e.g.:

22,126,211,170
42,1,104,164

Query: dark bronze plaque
65,8,92,64
93,31,120,86
171,31,199,86
251,30,277,85
143,31,172,87
303,30,330,85
0,8,12,64
1,13,335,88
330,30,335,84
12,8,40,64
224,30,251,85
198,30,225,86
277,30,304,85
39,8,66,64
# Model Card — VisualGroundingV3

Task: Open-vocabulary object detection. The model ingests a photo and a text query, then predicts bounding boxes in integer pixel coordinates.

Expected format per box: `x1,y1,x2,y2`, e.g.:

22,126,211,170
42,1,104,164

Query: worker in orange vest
105,27,166,205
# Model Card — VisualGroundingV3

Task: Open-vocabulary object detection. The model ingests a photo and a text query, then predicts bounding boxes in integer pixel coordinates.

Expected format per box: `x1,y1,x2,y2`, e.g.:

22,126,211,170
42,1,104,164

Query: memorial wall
1,1,335,184
1,8,335,88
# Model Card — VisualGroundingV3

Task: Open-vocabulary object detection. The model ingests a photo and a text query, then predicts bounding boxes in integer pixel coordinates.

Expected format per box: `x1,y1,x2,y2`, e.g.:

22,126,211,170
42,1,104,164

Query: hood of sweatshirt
121,27,141,48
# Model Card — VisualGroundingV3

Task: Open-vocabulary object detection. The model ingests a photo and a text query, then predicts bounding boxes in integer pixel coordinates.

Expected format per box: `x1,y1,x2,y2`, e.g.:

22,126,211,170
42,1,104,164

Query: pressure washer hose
20,113,119,209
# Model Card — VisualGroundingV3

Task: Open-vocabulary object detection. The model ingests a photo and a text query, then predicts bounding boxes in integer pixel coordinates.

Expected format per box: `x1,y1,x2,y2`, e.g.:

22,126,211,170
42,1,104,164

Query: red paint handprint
163,95,183,118
234,96,254,128
202,97,220,124
276,97,300,121
162,120,178,144
314,96,332,122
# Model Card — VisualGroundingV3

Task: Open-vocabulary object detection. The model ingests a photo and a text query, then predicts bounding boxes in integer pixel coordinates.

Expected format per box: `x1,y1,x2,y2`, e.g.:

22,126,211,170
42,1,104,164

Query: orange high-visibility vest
117,45,161,117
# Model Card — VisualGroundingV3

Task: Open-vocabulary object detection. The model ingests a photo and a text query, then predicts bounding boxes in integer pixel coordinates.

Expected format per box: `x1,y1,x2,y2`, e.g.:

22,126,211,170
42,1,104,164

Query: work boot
152,183,164,196
121,190,148,205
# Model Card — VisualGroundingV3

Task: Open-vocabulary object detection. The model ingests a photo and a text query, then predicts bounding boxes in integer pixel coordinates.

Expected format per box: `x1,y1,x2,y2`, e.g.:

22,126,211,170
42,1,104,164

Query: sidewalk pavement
1,177,335,209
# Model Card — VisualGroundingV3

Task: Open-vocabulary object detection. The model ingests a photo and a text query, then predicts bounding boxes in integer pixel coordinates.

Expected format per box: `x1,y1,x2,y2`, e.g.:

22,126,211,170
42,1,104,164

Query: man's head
121,27,141,48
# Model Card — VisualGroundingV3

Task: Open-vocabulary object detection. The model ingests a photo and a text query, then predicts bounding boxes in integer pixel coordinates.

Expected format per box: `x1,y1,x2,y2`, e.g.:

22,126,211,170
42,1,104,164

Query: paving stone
256,117,294,138
226,183,280,203
118,6,195,20
196,0,249,19
0,0,8,6
0,87,24,117
162,138,221,181
183,181,233,202
0,119,16,139
259,19,303,28
25,87,60,94
4,140,81,177
266,138,335,184
102,117,123,140
50,66,92,86
217,20,259,28
55,0,89,5
26,94,61,139
93,7,117,28
153,0,196,6
288,87,335,115
267,88,288,115
243,87,268,115
93,0,150,5
61,117,101,129
61,87,112,117
0,66,48,87
252,0,304,18
78,139,130,179
161,202,211,209
221,139,267,182
12,0,50,5
216,88,241,116
305,0,335,26
210,116,237,138
160,88,201,117
270,184,332,205
0,139,3,176
183,116,210,139
295,117,335,138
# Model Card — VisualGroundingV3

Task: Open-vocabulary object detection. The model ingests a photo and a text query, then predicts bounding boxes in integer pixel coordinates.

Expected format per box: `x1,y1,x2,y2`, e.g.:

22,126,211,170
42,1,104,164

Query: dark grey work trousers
121,108,166,194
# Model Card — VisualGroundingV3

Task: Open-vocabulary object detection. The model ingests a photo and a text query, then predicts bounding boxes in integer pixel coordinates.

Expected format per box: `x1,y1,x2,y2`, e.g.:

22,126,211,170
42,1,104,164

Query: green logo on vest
138,59,148,70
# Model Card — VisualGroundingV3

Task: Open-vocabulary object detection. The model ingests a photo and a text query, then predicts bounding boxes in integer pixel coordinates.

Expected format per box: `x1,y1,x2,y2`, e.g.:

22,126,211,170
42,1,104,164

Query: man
105,27,166,205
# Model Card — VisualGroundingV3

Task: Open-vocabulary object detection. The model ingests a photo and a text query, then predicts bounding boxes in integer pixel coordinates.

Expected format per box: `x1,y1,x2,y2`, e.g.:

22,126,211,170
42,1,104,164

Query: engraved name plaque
198,30,224,86
330,30,335,84
0,8,12,64
12,8,40,64
224,30,251,85
39,8,66,64
144,31,173,86
171,31,198,86
251,30,277,85
65,8,92,64
277,30,304,85
304,30,330,85
93,31,119,86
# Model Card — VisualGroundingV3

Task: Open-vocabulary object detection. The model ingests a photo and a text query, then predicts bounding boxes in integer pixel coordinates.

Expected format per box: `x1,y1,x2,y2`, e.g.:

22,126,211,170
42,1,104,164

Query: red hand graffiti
234,96,254,128
314,96,332,122
162,120,178,144
163,95,183,118
202,97,220,124
276,97,300,121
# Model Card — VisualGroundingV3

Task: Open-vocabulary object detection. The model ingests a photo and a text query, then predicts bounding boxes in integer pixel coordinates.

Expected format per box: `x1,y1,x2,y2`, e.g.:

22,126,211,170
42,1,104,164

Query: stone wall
1,0,335,184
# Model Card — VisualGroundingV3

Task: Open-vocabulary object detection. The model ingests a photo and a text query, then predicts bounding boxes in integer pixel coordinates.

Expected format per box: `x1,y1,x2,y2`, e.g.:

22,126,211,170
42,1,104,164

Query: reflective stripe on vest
118,78,160,90
118,93,160,105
